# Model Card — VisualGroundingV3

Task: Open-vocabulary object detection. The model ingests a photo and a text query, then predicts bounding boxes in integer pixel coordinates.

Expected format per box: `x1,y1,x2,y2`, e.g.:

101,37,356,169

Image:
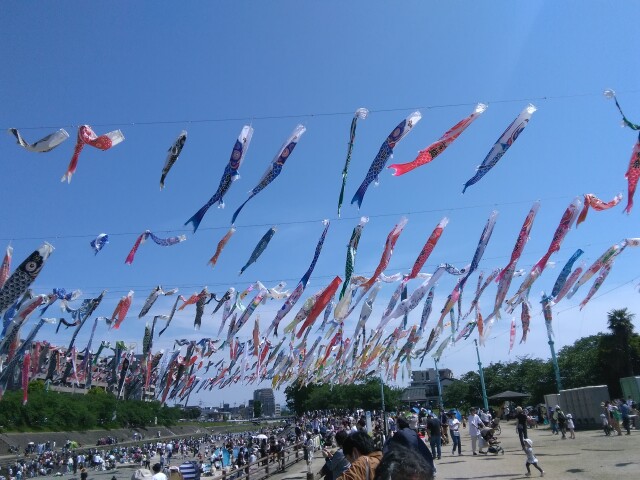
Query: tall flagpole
474,339,489,410
434,358,444,410
380,373,387,438
542,294,563,392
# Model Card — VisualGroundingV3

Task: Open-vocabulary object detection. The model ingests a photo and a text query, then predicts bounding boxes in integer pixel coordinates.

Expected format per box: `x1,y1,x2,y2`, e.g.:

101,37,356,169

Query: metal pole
474,339,489,410
542,295,563,393
380,373,387,438
434,358,444,411
548,337,563,393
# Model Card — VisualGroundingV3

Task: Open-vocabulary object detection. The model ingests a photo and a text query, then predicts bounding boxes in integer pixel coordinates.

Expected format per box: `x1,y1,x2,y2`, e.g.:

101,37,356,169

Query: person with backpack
554,406,567,439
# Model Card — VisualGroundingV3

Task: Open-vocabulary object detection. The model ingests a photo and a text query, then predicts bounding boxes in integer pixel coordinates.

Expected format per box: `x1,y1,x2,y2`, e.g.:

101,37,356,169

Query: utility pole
474,339,489,410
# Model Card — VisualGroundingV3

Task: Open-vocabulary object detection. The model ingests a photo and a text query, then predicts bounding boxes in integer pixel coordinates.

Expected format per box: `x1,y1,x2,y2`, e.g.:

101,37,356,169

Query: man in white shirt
467,408,485,455
152,463,167,480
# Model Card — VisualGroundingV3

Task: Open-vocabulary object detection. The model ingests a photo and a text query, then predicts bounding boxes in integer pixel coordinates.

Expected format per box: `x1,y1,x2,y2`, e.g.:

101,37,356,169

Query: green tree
253,400,263,418
607,308,636,377
442,371,483,411
597,308,640,397
557,334,605,389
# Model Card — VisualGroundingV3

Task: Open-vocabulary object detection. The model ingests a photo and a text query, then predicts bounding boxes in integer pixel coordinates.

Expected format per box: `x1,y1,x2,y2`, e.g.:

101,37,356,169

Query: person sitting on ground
338,432,382,480
373,445,434,480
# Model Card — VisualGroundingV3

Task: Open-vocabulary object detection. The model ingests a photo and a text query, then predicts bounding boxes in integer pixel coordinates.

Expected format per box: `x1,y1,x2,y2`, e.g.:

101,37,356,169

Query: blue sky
2,1,640,408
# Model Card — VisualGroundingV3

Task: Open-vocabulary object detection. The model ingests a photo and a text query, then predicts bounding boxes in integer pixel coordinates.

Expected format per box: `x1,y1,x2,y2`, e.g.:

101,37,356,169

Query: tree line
285,309,640,414
0,380,183,432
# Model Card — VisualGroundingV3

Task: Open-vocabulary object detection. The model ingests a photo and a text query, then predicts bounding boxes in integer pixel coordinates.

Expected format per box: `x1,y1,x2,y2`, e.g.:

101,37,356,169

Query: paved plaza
9,421,638,480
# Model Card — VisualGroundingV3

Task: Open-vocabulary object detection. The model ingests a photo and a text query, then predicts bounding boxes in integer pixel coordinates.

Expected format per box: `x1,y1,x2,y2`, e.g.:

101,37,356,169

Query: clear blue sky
2,1,640,408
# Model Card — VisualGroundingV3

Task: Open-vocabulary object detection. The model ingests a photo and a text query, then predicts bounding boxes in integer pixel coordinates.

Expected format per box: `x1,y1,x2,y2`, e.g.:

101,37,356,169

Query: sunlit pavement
7,421,639,480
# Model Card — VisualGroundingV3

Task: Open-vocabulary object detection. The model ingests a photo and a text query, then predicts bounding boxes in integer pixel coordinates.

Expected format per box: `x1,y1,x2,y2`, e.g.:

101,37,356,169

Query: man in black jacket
382,417,435,472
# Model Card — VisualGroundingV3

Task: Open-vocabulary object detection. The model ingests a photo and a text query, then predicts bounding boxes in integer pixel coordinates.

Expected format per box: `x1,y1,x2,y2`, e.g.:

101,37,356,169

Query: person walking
439,410,450,446
555,406,567,439
620,401,631,435
467,408,484,456
426,413,442,460
447,412,462,455
523,439,544,477
566,414,576,439
515,406,529,449
548,407,558,435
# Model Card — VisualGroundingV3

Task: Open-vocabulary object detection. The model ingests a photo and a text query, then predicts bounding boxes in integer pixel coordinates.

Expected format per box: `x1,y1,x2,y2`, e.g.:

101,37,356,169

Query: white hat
524,438,533,447
566,414,572,419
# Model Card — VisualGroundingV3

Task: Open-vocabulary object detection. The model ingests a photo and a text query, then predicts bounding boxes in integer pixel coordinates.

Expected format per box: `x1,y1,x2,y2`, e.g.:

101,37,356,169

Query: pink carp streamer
507,198,581,311
532,198,580,274
567,242,624,300
109,291,134,329
509,318,516,353
576,193,622,226
208,228,236,267
624,140,640,214
0,245,12,289
125,230,187,264
493,202,539,318
579,263,613,310
348,217,408,317
361,217,408,292
604,90,640,213
296,276,342,339
496,202,539,283
520,302,531,344
389,103,487,176
403,217,448,285
62,125,124,183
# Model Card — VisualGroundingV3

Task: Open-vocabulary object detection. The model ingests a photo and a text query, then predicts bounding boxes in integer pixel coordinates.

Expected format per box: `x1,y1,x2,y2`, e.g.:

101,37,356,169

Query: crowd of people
1,397,637,480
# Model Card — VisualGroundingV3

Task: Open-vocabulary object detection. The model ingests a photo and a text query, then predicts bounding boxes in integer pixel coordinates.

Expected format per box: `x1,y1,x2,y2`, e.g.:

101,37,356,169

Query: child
566,413,576,439
523,439,544,477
